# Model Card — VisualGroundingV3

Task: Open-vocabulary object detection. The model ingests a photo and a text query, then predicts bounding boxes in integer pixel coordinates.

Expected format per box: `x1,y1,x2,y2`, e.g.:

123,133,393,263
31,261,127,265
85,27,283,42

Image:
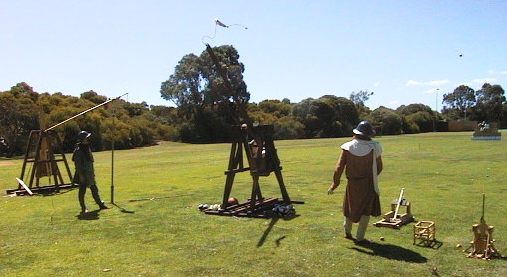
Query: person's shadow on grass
350,241,427,263
76,210,100,220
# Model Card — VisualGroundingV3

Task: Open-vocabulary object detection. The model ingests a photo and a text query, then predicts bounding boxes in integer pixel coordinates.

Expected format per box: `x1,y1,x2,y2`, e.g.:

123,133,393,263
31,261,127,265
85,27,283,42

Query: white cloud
405,80,422,86
423,88,440,94
405,79,450,87
373,81,381,87
488,70,507,75
471,78,497,85
389,100,400,106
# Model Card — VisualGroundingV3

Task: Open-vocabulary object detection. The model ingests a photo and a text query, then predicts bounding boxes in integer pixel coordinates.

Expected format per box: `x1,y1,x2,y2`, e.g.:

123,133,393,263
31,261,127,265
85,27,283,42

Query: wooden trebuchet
6,93,127,196
201,44,297,218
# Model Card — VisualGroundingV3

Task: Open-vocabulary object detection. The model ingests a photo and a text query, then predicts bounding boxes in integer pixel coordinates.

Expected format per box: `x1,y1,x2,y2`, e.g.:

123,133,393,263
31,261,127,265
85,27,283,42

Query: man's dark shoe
354,239,371,246
99,202,108,209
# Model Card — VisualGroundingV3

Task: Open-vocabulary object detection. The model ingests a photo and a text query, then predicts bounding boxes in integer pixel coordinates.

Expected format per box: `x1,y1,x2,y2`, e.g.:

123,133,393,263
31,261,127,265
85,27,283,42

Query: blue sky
1,1,506,111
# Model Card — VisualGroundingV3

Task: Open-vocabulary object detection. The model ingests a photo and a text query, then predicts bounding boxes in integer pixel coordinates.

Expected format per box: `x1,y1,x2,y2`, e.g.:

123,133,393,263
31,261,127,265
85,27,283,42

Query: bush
401,117,420,134
274,116,305,139
371,107,402,135
406,111,434,133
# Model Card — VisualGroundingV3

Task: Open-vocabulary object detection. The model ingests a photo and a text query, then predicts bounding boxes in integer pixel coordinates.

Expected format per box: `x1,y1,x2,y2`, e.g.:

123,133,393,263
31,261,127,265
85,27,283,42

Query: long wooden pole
392,188,405,221
45,93,128,131
205,44,250,126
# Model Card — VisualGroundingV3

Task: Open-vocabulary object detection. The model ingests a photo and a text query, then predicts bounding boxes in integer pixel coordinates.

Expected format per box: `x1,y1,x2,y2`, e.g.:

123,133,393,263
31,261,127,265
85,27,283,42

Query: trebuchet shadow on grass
40,187,78,197
350,241,427,263
414,239,443,249
257,213,299,248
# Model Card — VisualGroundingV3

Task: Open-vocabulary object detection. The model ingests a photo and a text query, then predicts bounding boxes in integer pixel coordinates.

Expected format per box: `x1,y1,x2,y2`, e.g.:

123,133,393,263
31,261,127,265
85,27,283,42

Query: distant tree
405,111,434,133
281,98,291,105
149,105,181,126
396,103,433,116
501,103,507,128
320,95,359,136
349,90,373,122
248,109,278,125
273,116,305,139
291,98,317,137
123,101,149,117
473,83,506,122
291,96,358,138
81,90,107,105
10,82,39,102
258,99,291,117
312,98,339,137
371,106,402,135
442,85,475,120
291,98,314,120
400,116,420,134
396,103,434,133
0,84,40,154
349,90,374,106
160,45,249,142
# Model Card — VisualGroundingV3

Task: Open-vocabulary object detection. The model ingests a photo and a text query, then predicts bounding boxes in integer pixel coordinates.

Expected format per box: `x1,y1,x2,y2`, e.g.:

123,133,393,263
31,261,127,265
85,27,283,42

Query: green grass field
1,132,506,276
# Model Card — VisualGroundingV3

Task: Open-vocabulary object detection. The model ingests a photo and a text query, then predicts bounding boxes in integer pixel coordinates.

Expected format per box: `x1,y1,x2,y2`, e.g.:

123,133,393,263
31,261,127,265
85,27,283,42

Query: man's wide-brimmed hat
77,131,91,142
353,121,375,137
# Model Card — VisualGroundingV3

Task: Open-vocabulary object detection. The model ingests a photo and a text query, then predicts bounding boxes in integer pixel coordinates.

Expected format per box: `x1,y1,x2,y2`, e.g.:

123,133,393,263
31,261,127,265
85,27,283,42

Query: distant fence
447,120,478,132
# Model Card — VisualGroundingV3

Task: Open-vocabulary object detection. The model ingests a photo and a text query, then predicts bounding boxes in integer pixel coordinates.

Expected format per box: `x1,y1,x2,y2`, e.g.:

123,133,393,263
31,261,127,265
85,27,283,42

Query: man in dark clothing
72,131,108,214
0,136,10,157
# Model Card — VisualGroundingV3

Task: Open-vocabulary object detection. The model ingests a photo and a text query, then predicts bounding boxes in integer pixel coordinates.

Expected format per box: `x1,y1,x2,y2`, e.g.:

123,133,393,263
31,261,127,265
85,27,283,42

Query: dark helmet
76,131,91,142
353,121,375,138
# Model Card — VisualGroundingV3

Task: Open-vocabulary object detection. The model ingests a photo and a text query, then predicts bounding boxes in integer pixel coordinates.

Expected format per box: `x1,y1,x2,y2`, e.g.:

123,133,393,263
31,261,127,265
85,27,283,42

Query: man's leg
356,215,370,241
343,216,353,239
78,185,87,213
90,184,107,209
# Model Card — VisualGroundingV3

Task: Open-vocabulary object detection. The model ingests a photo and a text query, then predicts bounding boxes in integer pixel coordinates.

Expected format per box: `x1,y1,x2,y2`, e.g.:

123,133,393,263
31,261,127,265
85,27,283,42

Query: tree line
0,83,178,156
1,45,505,155
159,44,506,141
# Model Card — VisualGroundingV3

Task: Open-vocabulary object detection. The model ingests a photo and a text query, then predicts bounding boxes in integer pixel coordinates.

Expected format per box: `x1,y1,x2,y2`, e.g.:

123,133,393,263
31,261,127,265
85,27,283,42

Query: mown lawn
1,132,506,276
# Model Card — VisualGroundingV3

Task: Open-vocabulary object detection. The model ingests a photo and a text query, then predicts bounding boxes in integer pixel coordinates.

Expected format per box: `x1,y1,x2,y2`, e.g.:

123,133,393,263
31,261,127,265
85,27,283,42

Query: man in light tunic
328,121,383,243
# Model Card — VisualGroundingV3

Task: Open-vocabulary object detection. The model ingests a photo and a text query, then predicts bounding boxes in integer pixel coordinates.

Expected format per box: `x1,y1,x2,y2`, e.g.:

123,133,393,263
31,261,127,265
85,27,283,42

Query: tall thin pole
481,193,485,220
111,105,115,204
434,88,439,132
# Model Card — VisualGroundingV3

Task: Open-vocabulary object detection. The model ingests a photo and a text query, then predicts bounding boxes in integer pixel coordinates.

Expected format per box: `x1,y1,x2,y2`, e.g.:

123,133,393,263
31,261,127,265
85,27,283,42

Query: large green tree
442,85,475,120
320,95,359,136
0,83,40,154
473,83,506,122
160,45,249,142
